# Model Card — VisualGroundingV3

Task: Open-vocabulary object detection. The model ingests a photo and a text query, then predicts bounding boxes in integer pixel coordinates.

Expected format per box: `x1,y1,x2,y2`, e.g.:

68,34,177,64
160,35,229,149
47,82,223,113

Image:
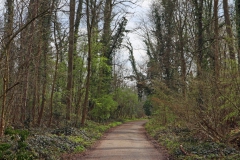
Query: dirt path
64,120,168,160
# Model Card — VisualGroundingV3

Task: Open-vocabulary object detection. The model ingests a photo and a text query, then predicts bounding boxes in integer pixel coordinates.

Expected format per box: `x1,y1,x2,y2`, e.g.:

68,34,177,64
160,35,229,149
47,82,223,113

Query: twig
0,82,20,99
180,144,190,155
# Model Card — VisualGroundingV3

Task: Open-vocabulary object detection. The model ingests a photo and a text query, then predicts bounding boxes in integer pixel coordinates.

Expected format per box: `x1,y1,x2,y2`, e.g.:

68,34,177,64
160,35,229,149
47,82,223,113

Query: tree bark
81,0,92,125
0,0,14,136
37,1,53,126
66,0,75,121
48,18,58,127
194,0,204,77
223,0,235,60
214,0,220,78
236,0,240,69
102,0,112,61
73,0,83,125
193,0,204,110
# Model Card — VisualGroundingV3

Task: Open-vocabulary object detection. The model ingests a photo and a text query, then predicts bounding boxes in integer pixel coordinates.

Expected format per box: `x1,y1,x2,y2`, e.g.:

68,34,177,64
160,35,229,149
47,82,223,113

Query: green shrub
5,128,29,142
90,95,118,121
0,143,11,151
3,128,34,159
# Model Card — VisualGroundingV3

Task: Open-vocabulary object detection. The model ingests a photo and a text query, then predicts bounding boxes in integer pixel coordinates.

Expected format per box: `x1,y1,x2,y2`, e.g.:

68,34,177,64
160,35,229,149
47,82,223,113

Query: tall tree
48,9,63,127
100,0,113,94
81,0,93,125
223,0,235,60
214,0,220,78
236,0,240,68
37,0,54,126
175,0,187,97
102,0,112,60
66,0,76,120
193,0,204,77
0,0,14,136
73,0,84,125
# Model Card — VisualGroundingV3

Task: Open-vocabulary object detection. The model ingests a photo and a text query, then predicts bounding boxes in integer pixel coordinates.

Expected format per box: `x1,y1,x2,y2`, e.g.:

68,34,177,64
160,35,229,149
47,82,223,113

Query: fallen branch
180,144,190,155
0,82,20,99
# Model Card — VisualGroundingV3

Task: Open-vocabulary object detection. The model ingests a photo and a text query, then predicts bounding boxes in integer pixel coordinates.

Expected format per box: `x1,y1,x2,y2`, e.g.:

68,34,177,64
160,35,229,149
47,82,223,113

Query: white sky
0,0,150,74
124,0,151,72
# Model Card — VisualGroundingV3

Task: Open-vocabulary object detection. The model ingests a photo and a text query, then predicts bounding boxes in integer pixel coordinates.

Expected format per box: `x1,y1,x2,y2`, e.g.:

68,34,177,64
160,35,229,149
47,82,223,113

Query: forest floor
145,120,240,159
62,120,169,160
0,120,126,159
2,119,240,159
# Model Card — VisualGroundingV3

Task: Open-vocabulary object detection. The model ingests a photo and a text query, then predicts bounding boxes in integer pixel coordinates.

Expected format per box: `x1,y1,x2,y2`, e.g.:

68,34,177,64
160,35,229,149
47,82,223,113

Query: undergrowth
0,120,124,160
145,120,240,160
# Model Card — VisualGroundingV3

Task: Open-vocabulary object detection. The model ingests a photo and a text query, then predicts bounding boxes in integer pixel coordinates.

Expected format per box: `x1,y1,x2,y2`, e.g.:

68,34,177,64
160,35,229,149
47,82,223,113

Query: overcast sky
0,0,150,74
124,0,151,70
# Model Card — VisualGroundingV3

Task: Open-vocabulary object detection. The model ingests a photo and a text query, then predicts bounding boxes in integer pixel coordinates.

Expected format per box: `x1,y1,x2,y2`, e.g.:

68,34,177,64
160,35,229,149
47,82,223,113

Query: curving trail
70,120,167,160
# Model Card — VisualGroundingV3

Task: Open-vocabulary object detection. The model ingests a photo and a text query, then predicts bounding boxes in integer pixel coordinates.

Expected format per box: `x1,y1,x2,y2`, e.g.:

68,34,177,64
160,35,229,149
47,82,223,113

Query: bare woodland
0,0,140,136
1,0,240,152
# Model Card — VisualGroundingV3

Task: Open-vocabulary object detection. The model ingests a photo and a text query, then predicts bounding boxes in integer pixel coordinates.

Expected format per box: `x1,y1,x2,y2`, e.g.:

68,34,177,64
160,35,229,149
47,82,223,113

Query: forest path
64,120,168,160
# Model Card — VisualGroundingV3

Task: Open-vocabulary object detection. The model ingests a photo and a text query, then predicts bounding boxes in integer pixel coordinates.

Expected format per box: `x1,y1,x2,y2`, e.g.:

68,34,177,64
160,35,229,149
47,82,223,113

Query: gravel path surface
70,120,167,160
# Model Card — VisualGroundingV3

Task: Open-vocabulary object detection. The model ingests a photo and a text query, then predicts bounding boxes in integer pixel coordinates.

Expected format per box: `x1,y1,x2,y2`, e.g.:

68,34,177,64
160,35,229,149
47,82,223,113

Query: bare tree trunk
212,0,220,134
0,0,14,136
223,0,235,60
194,0,204,77
32,49,41,125
48,13,61,127
74,0,83,46
236,0,240,69
214,0,220,78
194,0,204,110
66,0,75,120
81,0,92,125
0,72,8,136
73,0,83,126
179,32,186,97
37,58,47,126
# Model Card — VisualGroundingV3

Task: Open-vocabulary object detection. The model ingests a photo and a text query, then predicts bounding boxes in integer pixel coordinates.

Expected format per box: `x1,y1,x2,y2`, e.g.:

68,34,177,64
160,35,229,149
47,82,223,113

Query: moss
74,146,85,152
69,136,85,143
108,121,122,127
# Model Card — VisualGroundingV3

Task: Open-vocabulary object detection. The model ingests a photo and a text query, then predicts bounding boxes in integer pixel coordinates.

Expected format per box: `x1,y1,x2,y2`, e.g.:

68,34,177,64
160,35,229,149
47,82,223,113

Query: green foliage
16,149,34,160
0,143,12,159
74,145,85,152
90,95,118,121
5,128,29,142
113,88,142,118
0,143,11,151
56,61,67,93
108,122,122,127
143,99,152,116
91,56,112,96
1,120,123,159
2,128,34,159
68,136,92,148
